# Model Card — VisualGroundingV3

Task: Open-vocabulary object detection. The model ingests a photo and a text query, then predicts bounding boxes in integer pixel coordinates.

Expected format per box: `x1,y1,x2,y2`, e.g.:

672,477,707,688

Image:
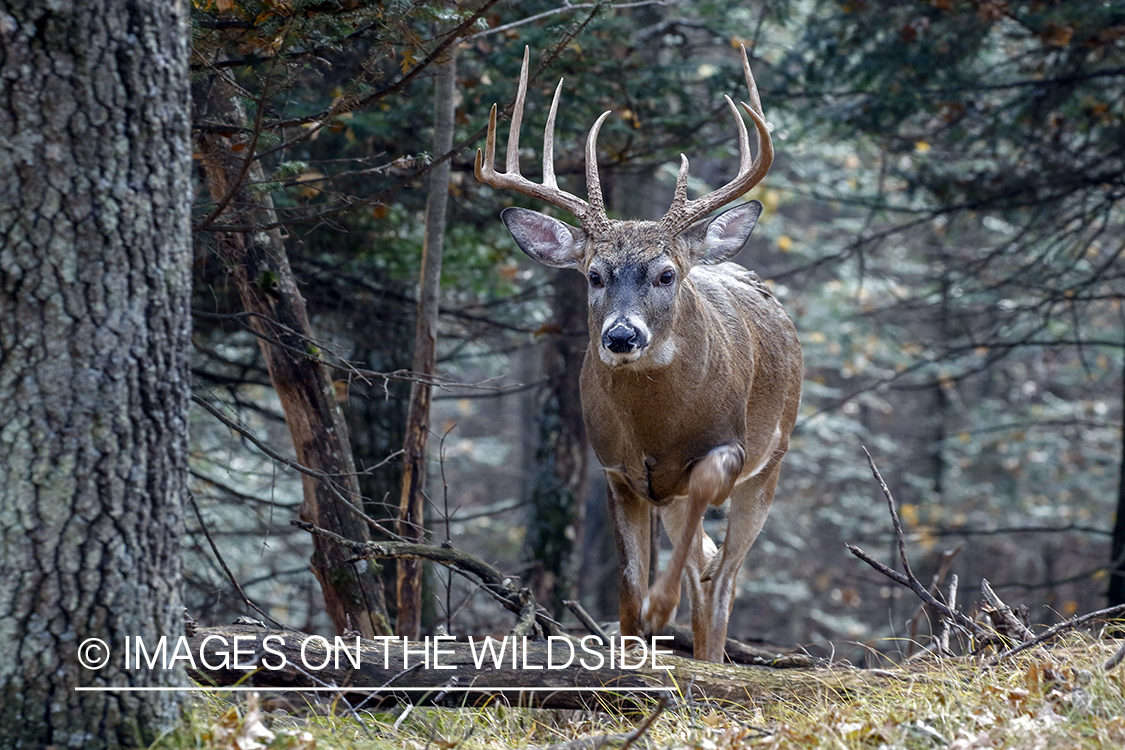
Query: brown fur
477,47,802,662
575,222,802,661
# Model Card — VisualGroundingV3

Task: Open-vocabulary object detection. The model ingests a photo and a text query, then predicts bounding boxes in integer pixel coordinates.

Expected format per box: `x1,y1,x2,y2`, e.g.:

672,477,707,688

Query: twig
863,447,914,580
619,696,669,750
907,544,963,654
846,543,984,638
195,309,522,393
291,520,563,637
854,448,1125,666
186,492,285,629
464,1,669,41
938,574,958,655
849,449,986,639
1104,641,1125,672
192,393,408,540
564,599,611,643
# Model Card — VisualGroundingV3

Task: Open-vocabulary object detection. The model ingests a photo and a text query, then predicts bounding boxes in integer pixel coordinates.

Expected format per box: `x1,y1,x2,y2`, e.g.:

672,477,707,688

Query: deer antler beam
474,46,611,236
660,45,774,236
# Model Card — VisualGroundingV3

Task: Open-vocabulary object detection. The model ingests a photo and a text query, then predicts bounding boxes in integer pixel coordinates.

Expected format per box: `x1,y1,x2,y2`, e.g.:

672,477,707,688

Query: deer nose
602,322,643,353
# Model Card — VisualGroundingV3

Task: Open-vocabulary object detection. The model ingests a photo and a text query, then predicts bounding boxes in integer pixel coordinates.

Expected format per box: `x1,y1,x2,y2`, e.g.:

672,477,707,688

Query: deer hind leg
641,444,744,652
606,473,652,639
698,460,781,662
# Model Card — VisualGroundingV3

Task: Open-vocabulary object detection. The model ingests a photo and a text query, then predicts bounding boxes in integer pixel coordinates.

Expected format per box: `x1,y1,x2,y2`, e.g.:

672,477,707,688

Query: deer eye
657,269,675,286
588,270,603,288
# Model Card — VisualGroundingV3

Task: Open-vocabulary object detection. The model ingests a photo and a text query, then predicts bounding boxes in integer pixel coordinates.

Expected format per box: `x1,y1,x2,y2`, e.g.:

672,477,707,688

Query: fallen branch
663,624,816,668
990,602,1125,666
564,599,610,643
184,625,880,710
852,448,1125,669
980,578,1034,642
907,544,963,655
847,450,987,641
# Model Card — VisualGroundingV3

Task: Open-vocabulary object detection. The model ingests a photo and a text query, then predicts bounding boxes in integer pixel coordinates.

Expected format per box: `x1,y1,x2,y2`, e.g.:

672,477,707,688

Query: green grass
151,635,1125,749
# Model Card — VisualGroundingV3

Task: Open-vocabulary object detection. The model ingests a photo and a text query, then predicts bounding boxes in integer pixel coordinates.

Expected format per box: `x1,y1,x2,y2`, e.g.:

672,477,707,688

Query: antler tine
475,47,611,235
505,46,530,174
585,110,612,232
660,44,774,236
741,44,764,156
543,79,564,190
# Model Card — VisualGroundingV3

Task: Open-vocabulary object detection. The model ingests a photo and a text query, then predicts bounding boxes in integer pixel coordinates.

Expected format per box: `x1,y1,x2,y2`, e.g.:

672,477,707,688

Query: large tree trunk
397,49,457,639
193,70,391,638
0,1,191,746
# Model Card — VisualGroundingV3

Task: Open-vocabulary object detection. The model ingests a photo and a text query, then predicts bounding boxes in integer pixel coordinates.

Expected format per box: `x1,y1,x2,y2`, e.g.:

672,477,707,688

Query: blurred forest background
187,0,1125,659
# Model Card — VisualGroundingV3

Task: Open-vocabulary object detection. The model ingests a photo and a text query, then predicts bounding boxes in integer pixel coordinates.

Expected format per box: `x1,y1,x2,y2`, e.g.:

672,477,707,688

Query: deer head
476,46,773,368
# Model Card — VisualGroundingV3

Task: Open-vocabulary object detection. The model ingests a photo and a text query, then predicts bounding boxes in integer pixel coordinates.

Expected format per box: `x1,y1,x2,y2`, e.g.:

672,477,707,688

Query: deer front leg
697,461,780,662
606,473,652,639
660,492,720,660
641,444,744,649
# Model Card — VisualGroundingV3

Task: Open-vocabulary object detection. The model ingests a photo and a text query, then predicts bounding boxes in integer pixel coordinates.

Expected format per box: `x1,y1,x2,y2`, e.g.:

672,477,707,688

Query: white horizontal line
75,686,671,693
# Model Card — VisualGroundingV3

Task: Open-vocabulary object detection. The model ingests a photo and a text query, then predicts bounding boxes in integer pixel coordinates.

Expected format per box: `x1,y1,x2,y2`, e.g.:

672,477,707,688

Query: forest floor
152,633,1125,750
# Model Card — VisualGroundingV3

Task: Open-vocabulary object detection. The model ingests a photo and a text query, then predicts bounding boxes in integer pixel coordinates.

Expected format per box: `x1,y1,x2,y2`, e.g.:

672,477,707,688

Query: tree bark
193,70,391,638
397,49,457,639
185,626,849,710
0,1,191,746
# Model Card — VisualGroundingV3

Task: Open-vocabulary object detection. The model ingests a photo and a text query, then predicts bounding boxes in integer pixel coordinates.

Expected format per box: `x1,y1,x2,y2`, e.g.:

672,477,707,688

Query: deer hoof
640,577,679,632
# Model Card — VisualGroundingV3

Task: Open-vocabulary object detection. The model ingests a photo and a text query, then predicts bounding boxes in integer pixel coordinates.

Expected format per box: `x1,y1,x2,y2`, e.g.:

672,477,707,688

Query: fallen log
663,624,817,668
184,625,873,709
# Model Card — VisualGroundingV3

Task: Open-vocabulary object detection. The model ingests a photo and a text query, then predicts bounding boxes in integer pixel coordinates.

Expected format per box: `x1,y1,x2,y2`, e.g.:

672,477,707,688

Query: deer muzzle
601,319,649,355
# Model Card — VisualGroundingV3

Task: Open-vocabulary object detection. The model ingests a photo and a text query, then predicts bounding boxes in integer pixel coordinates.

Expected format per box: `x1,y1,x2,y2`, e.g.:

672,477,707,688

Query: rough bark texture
0,1,191,746
193,70,391,638
186,626,854,710
525,269,590,616
397,50,457,639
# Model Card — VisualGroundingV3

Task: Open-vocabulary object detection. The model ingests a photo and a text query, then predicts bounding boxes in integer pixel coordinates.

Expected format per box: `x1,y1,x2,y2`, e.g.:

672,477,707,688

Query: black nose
603,323,640,353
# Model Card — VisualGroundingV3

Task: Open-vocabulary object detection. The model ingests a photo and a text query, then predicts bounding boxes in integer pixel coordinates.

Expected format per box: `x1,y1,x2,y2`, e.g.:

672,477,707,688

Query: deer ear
683,200,763,266
501,207,586,269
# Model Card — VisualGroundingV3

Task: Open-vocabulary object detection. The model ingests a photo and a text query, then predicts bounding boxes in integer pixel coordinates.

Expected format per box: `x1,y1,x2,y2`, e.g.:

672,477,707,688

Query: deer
475,46,803,662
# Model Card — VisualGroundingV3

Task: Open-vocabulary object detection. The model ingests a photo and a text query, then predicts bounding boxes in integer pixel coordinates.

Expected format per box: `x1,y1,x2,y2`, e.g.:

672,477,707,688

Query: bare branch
990,602,1125,665
564,599,611,643
465,1,670,41
848,449,988,640
186,492,286,629
291,520,564,638
980,579,1034,642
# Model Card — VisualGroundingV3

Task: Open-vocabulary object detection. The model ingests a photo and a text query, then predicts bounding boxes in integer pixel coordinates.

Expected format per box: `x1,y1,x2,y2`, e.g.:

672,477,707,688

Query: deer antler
474,46,612,237
659,45,774,236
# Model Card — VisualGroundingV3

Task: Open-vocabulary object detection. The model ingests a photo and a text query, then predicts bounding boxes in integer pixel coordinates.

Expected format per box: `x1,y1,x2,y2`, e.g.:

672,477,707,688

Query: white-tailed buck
476,47,802,662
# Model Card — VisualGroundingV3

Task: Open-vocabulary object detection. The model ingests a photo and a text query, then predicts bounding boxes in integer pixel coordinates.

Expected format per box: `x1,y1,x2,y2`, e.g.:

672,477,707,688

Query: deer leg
606,473,651,639
699,461,781,662
660,495,719,659
641,444,743,648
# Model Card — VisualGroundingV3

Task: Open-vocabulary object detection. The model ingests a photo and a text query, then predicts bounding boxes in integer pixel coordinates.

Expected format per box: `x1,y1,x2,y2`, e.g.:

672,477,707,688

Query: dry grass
151,634,1125,750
